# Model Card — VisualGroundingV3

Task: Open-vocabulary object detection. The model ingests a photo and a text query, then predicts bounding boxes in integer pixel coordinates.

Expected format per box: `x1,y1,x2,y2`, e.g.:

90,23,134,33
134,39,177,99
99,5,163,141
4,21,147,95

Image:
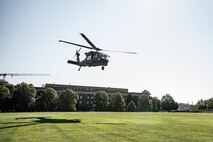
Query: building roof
129,92,143,96
0,79,8,85
45,83,128,94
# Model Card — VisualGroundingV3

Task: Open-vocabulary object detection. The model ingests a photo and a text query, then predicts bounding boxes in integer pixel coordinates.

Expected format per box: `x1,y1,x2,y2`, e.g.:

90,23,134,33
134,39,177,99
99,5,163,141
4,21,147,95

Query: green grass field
0,112,212,142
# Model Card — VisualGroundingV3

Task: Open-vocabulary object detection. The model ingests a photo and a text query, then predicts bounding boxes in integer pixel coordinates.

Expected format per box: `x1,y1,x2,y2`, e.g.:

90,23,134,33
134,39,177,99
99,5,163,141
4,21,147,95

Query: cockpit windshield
100,52,110,59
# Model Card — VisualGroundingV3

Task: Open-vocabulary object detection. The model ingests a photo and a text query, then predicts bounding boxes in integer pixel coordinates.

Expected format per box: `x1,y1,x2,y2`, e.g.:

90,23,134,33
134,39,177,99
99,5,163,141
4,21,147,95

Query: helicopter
59,33,136,71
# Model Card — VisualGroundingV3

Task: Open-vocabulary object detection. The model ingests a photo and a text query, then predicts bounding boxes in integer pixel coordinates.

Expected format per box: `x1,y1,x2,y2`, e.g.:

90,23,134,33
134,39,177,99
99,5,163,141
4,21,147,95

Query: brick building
44,84,141,111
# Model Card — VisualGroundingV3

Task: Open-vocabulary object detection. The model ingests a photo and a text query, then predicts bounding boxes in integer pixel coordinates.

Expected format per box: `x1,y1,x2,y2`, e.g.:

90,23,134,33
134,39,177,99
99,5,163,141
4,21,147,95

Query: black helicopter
59,33,136,71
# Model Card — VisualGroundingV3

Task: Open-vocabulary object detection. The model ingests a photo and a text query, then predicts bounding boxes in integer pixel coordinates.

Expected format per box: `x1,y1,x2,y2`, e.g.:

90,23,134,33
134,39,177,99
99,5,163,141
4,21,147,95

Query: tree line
178,98,213,112
196,98,213,110
94,90,178,112
1,82,212,112
0,83,177,112
0,83,78,112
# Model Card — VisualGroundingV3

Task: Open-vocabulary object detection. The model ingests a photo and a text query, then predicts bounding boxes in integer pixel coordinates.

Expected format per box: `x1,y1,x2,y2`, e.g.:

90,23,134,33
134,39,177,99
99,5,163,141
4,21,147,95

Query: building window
80,96,82,99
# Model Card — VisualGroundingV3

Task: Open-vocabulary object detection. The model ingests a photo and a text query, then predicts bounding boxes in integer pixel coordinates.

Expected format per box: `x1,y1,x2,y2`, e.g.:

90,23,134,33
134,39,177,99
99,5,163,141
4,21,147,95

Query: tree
0,84,15,112
0,85,10,111
196,99,206,110
138,94,151,112
109,92,126,111
0,85,10,100
126,94,132,107
161,94,178,111
93,91,109,111
35,87,58,111
59,89,78,111
206,98,213,109
142,90,151,97
127,100,136,112
150,96,161,112
13,83,36,112
196,98,213,110
5,84,15,95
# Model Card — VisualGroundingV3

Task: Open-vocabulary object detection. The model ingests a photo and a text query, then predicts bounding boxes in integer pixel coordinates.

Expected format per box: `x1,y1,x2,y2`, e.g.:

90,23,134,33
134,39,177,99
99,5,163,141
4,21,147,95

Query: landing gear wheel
102,66,104,70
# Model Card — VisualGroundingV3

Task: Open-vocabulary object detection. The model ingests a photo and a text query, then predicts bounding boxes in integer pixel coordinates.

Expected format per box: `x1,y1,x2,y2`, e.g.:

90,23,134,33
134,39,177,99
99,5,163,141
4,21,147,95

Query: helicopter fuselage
67,51,109,70
82,51,109,66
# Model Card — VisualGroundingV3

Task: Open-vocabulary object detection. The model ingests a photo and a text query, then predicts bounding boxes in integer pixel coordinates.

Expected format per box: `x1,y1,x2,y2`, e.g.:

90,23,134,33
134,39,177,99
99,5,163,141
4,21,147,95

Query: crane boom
0,73,50,80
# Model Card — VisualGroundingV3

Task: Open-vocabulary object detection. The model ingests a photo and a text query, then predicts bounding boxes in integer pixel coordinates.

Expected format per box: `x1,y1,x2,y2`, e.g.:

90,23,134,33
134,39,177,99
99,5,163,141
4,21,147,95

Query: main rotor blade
59,40,93,50
80,33,101,51
102,49,137,54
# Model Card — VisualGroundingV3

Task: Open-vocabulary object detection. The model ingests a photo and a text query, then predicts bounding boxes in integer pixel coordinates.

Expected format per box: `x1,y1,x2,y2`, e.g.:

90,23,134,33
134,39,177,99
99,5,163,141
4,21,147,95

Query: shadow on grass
16,117,81,123
0,117,81,130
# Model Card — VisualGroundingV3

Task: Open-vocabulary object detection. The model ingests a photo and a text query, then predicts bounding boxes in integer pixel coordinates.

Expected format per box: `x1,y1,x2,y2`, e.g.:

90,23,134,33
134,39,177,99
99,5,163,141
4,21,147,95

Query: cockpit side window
87,55,92,60
94,53,98,58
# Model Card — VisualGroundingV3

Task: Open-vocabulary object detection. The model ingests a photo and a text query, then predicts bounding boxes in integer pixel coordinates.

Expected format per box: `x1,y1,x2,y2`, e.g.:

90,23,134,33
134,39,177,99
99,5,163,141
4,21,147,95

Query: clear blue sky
1,0,213,103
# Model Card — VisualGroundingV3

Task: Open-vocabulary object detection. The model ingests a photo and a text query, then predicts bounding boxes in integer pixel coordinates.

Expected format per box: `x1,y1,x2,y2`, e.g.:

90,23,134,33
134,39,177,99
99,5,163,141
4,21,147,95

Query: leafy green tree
150,96,161,112
0,85,10,111
93,91,109,111
59,89,78,111
142,90,151,97
196,98,213,110
0,85,10,100
138,94,151,112
206,98,213,109
127,100,136,112
109,92,126,111
35,87,58,111
35,89,45,111
13,83,36,112
161,94,178,111
126,94,132,107
196,99,206,110
0,84,14,112
5,84,15,95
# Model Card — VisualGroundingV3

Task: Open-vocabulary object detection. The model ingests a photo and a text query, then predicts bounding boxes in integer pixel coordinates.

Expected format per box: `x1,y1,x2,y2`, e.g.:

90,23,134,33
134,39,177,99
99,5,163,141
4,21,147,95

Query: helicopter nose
102,59,109,65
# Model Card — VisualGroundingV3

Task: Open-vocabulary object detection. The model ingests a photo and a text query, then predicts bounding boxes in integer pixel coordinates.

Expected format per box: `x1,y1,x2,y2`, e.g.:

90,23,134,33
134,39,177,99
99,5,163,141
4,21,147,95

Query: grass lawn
0,112,212,142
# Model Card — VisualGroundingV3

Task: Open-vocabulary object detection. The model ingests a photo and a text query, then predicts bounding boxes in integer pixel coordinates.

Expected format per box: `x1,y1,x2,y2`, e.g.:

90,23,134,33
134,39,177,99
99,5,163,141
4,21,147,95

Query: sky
1,0,213,103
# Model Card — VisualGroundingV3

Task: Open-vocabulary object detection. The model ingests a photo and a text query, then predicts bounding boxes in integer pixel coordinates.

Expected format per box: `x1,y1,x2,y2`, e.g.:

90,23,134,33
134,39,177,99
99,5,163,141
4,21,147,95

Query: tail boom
67,60,80,66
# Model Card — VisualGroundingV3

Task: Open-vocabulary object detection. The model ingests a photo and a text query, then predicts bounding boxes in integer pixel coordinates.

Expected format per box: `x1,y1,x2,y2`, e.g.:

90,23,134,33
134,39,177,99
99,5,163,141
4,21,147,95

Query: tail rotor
74,48,81,63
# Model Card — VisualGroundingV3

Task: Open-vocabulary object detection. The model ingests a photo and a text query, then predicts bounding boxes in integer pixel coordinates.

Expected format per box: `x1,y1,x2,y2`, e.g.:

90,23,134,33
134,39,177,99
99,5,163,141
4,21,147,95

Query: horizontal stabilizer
67,60,79,66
